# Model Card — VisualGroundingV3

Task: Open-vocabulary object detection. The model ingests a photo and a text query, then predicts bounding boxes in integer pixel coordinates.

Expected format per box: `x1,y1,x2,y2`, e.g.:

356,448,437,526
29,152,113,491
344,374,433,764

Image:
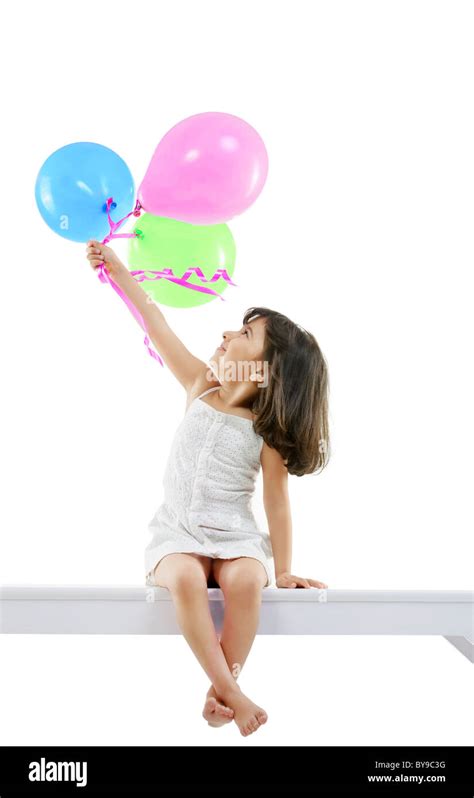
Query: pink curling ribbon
129,266,237,297
96,197,164,365
96,198,238,365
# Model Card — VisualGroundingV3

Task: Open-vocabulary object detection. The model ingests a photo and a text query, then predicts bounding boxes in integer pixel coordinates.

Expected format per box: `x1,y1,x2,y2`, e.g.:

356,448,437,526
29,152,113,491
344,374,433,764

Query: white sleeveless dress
144,385,274,587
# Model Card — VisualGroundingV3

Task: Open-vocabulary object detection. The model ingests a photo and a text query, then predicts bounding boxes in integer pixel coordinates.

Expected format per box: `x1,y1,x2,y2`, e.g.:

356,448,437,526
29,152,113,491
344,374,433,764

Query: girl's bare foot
220,685,268,736
202,686,234,727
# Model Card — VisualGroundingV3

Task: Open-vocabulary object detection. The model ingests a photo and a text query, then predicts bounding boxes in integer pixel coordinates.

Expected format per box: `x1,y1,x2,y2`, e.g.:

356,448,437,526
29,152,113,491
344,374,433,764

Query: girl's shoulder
186,369,257,423
186,369,221,408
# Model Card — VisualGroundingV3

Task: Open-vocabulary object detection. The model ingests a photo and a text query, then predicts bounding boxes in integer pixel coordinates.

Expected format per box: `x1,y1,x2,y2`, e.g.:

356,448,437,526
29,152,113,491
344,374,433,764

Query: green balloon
127,214,236,308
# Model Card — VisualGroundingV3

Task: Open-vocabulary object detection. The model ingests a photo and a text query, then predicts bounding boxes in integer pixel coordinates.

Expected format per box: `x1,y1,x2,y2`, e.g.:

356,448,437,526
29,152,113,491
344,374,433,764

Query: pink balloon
138,112,269,224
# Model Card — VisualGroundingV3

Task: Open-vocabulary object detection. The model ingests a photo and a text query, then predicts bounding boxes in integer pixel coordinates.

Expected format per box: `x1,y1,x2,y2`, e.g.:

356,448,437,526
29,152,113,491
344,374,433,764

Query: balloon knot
103,197,116,213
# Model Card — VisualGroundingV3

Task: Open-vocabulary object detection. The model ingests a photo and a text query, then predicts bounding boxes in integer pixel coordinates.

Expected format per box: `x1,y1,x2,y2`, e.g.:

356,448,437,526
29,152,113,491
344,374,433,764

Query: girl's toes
206,697,217,712
256,710,268,725
202,698,214,719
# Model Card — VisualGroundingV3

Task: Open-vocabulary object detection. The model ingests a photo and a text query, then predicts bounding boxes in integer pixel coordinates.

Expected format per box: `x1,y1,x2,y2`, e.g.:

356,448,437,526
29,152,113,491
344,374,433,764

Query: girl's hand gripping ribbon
95,197,164,366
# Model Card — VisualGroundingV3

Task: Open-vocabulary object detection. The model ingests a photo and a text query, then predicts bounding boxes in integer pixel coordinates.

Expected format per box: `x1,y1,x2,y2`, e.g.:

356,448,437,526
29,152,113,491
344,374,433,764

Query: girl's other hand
86,240,126,280
276,572,328,589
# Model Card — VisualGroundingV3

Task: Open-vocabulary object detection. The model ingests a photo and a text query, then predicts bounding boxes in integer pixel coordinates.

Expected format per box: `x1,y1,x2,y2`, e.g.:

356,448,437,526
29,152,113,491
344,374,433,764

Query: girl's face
213,317,267,369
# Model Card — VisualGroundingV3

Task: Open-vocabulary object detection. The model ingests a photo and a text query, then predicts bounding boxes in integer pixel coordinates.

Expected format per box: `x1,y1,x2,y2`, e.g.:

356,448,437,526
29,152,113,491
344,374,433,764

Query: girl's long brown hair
243,307,330,477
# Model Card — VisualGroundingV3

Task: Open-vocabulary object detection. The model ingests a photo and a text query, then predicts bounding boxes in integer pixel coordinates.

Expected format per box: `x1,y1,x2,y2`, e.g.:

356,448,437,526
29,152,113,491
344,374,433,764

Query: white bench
1,586,472,662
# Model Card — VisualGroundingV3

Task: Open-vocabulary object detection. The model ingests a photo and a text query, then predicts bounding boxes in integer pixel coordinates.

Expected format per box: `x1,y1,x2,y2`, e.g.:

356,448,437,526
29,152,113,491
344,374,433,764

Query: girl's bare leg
152,552,267,736
204,557,269,734
152,553,239,700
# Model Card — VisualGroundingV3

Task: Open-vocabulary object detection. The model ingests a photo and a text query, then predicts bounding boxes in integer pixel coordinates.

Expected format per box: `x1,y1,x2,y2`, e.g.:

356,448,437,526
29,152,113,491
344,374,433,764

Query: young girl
86,239,330,737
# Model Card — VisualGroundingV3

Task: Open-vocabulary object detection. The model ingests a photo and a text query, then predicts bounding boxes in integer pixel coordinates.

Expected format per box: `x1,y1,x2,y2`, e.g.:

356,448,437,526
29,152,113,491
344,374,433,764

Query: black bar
0,745,472,796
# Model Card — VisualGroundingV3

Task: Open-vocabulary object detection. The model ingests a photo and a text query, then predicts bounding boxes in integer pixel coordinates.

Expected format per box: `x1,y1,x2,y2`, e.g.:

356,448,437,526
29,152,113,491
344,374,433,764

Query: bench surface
1,586,473,662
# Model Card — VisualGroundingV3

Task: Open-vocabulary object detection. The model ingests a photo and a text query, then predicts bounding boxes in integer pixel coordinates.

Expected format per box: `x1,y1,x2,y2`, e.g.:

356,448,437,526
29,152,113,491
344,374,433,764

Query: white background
1,0,472,747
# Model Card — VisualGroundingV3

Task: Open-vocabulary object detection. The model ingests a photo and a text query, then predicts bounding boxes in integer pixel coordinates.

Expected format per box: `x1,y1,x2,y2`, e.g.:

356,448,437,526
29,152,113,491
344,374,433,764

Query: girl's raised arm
86,240,207,392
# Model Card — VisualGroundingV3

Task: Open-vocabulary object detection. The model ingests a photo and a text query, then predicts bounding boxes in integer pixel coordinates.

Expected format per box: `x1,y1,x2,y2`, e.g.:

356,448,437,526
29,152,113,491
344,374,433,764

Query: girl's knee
217,558,268,597
170,570,208,595
154,552,210,592
222,574,265,601
168,556,210,594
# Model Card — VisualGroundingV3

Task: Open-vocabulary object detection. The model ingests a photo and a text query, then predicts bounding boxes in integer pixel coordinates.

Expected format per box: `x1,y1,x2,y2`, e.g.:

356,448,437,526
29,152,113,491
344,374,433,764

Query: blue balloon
35,142,135,242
